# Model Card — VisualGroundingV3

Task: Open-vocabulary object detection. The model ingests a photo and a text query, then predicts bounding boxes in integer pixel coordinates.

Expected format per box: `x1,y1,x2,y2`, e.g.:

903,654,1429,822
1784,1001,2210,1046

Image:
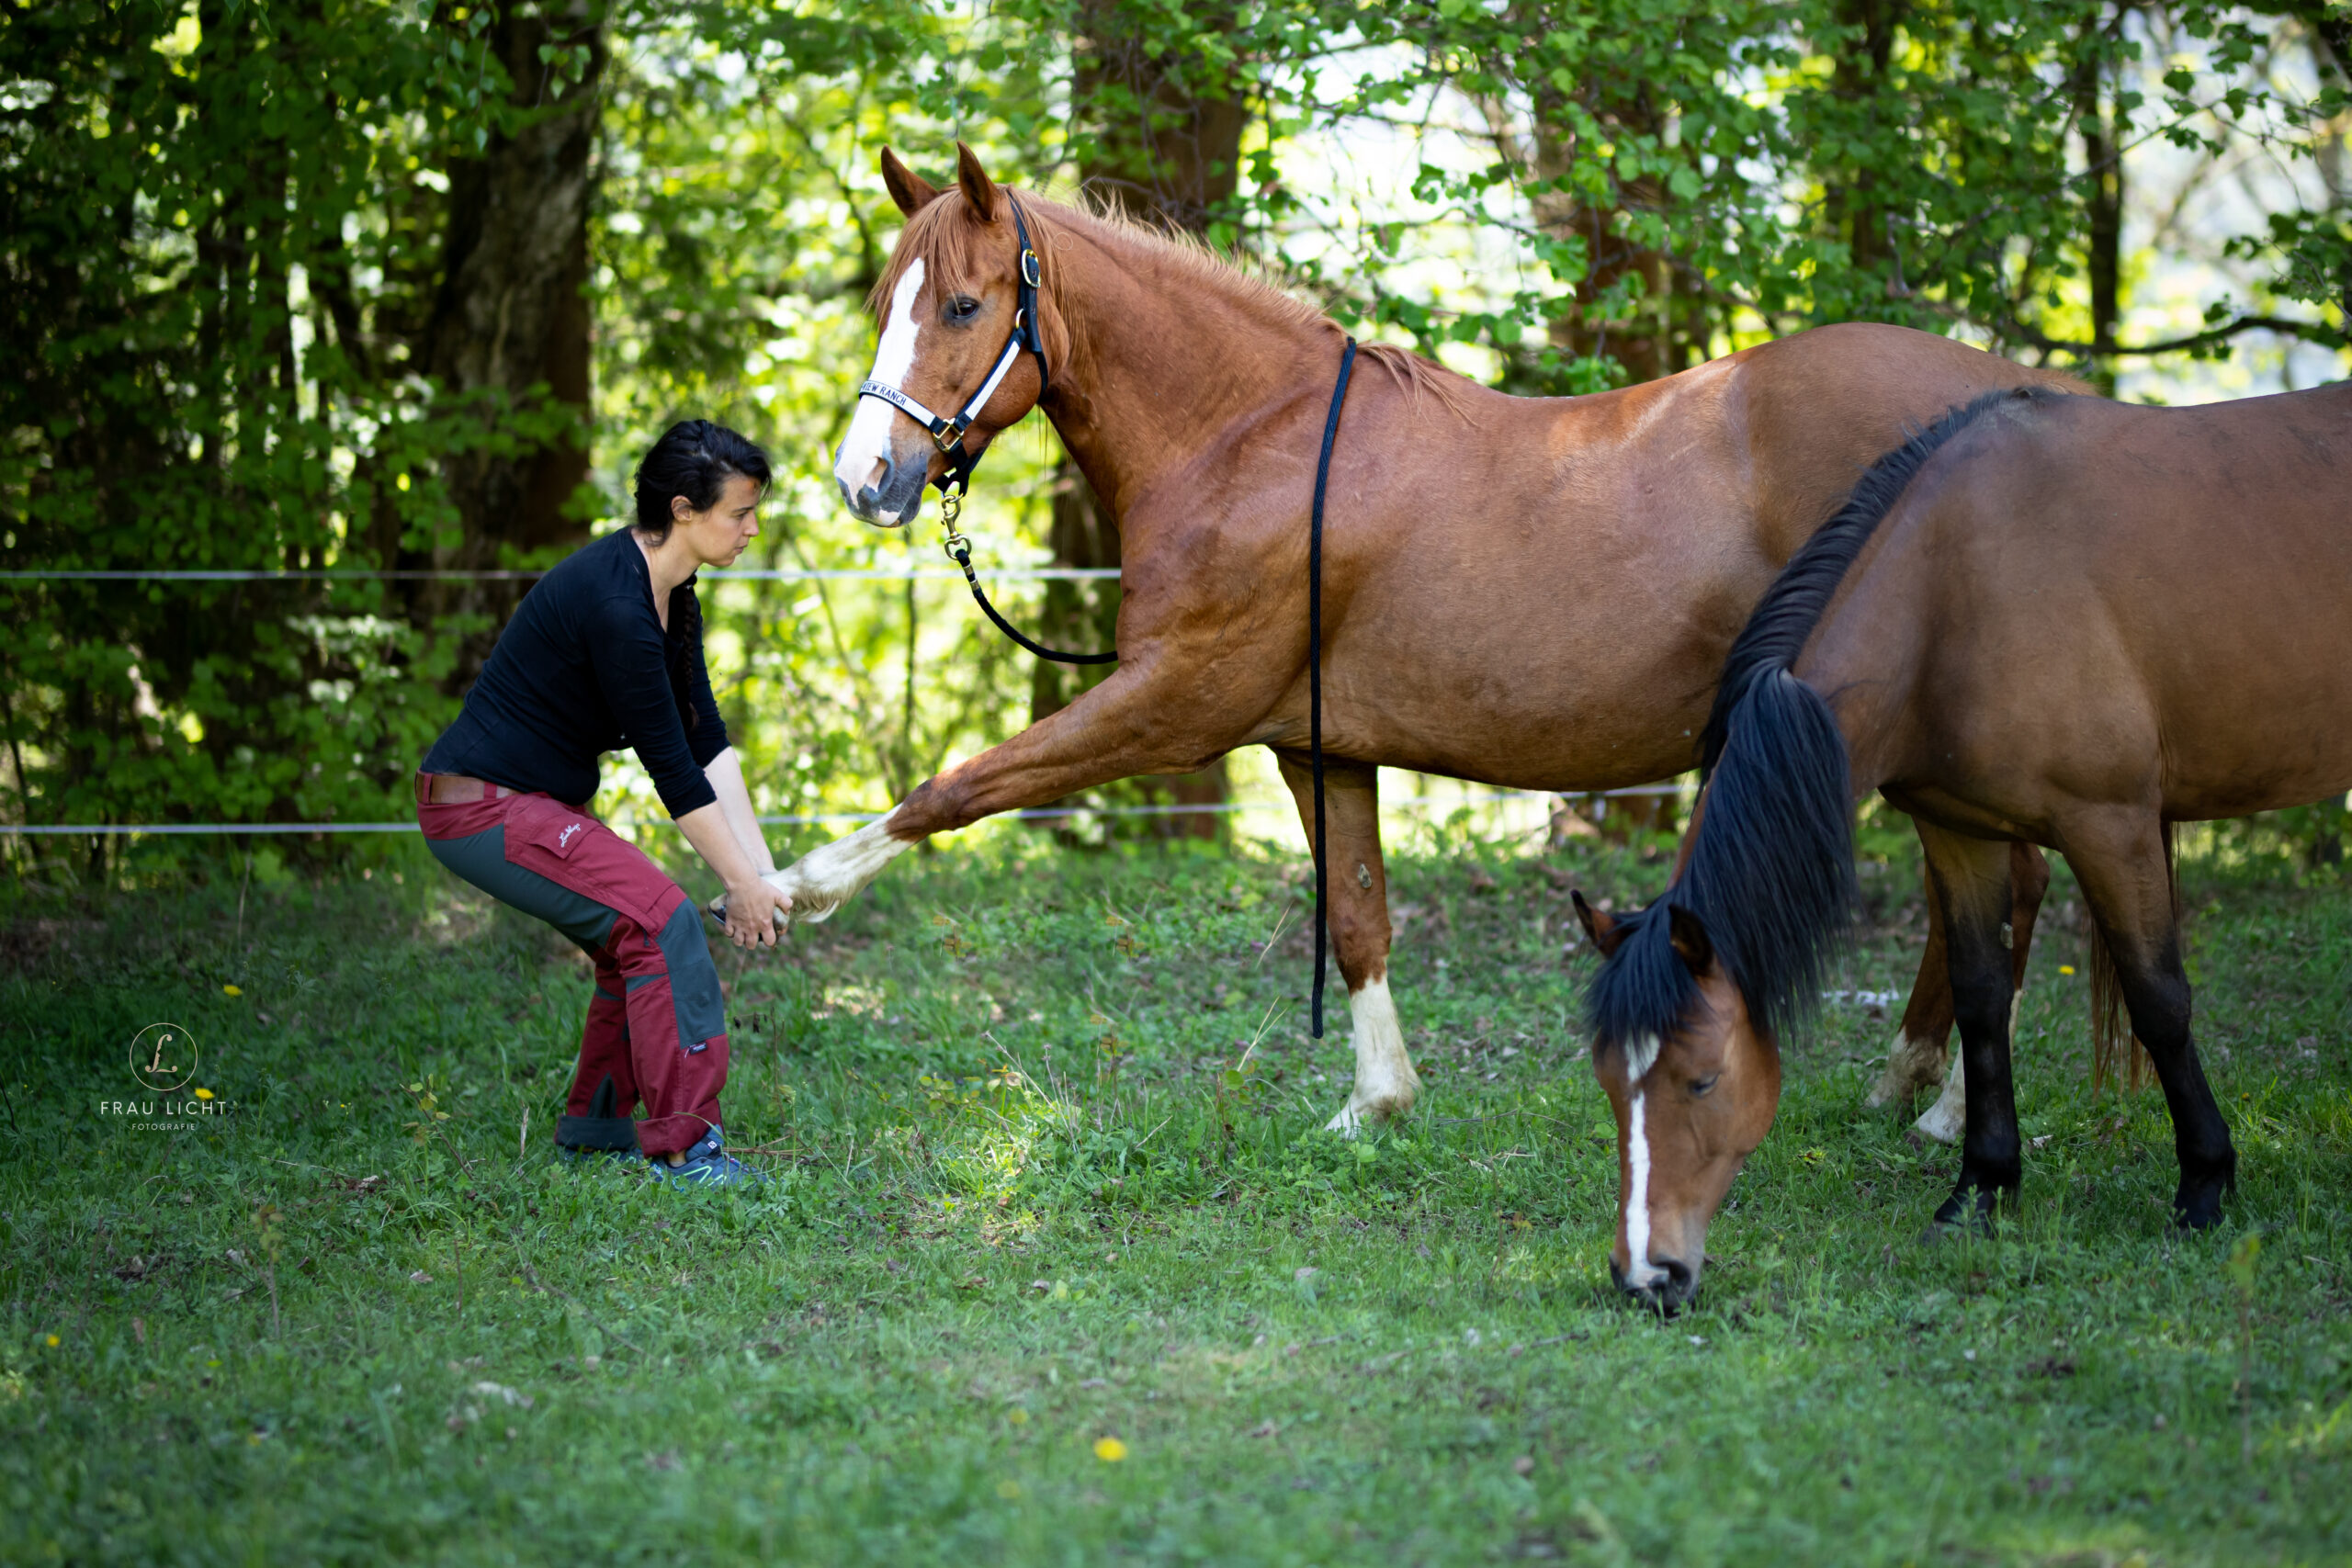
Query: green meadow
3,821,2346,1565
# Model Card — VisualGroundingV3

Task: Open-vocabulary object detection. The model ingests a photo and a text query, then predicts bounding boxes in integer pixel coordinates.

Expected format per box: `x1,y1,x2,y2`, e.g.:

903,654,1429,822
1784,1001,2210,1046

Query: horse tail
2088,821,2173,1094
1590,388,2030,1058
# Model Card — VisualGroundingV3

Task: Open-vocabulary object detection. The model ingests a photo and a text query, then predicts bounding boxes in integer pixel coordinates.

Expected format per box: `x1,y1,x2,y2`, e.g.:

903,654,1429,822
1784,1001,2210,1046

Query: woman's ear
670,491,695,526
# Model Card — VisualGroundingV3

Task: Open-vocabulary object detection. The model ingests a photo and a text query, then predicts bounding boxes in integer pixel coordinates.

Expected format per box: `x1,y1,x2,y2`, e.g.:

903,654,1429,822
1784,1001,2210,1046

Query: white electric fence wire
0,785,1683,836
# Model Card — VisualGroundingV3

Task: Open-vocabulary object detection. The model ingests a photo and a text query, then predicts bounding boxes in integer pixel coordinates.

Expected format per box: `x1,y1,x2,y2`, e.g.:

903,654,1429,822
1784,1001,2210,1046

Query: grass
2,821,2347,1565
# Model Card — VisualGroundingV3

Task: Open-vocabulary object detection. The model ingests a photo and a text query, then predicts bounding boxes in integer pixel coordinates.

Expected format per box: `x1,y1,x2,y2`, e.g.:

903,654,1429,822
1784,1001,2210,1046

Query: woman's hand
721,876,793,948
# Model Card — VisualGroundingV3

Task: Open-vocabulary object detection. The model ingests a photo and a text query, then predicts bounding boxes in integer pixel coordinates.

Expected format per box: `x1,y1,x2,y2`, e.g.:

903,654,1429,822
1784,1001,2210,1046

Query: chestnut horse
1578,380,2352,1312
770,143,2075,1132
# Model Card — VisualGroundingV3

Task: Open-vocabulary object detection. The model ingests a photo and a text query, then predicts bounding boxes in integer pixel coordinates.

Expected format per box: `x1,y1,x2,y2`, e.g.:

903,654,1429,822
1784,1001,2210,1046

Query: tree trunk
1031,0,1246,839
2073,17,2124,395
415,2,605,691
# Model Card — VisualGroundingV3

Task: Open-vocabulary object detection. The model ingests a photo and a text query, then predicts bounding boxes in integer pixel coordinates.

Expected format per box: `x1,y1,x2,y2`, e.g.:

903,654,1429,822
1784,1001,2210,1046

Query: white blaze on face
1623,1089,1667,1290
832,260,926,516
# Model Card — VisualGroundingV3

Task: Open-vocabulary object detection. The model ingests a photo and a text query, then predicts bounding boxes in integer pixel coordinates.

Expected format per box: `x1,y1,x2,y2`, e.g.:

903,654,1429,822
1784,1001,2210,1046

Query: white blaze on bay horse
1579,382,2352,1312
763,141,2077,1134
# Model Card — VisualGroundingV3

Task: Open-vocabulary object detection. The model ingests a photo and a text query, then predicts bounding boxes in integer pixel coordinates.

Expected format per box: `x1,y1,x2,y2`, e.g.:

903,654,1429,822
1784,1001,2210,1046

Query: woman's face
671,473,763,568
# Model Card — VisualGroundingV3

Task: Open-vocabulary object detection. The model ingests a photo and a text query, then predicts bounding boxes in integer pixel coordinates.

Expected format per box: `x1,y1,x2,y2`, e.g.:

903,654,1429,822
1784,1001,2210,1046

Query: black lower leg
1920,829,2021,1229
2109,934,2234,1228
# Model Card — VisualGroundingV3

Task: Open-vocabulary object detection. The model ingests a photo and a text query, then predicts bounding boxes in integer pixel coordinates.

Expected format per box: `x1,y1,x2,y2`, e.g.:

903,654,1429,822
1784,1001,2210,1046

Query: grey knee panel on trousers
655,900,727,1049
425,828,619,953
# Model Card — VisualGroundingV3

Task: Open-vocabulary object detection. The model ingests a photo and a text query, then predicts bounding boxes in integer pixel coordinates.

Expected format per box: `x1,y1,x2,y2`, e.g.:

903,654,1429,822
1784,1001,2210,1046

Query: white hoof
1912,1052,1966,1145
1866,1026,1948,1109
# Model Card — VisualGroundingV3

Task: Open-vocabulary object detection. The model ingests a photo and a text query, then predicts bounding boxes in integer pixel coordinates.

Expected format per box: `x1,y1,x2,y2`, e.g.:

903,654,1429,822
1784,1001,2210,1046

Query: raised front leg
1902,840,2050,1143
1274,754,1419,1134
2057,808,2235,1229
1916,823,2025,1229
749,653,1275,925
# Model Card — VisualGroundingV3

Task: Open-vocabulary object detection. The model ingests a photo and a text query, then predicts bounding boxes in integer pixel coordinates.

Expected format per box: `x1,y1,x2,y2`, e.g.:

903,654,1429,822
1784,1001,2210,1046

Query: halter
854,194,1051,502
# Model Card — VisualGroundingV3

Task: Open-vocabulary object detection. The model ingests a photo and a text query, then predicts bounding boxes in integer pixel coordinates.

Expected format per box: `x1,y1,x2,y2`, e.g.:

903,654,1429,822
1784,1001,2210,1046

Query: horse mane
1588,387,2040,1062
870,184,1476,422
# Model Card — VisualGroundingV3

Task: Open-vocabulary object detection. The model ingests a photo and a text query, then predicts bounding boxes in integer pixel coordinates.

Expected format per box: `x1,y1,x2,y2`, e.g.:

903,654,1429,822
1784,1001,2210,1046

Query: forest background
4,0,2350,882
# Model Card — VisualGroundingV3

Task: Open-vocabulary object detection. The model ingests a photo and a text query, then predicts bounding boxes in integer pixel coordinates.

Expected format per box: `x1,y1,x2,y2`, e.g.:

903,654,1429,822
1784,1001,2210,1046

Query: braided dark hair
631,420,771,737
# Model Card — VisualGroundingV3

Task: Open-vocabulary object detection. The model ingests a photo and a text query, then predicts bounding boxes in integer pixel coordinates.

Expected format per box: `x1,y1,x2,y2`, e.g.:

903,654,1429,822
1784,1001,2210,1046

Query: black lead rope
1309,336,1359,1041
941,513,1117,665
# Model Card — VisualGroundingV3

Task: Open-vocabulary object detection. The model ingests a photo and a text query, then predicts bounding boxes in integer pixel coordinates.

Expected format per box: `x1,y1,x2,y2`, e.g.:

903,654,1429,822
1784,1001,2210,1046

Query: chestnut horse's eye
1690,1073,1721,1097
944,295,981,322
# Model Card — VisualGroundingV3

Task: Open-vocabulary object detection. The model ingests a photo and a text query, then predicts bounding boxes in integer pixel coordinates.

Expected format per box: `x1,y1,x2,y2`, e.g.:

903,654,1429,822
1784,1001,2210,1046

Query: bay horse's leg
1915,822,2025,1229
1273,754,1419,1134
1905,841,2051,1144
2055,809,2235,1229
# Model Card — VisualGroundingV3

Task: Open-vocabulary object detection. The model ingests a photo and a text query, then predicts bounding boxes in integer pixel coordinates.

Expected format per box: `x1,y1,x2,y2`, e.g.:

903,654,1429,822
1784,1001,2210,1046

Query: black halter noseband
854,194,1114,666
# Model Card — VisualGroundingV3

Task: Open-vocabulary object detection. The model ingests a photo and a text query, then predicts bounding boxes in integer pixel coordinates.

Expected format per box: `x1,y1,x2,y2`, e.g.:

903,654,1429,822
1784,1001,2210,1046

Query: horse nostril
1655,1258,1693,1297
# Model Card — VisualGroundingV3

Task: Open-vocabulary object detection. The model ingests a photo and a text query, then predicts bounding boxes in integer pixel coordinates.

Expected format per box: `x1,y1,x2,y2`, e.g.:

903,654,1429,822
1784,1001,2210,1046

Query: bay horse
772,142,2077,1133
1577,380,2352,1312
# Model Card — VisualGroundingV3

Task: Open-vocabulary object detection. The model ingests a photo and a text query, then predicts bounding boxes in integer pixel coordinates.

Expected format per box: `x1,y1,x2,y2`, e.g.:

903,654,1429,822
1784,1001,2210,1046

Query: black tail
1589,389,2026,1056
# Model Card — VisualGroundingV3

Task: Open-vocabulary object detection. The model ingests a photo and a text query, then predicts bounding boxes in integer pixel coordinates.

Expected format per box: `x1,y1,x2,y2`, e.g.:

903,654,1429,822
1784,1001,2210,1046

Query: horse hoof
1324,1086,1415,1137
1865,1030,1945,1109
1931,1185,2003,1235
2171,1185,2228,1231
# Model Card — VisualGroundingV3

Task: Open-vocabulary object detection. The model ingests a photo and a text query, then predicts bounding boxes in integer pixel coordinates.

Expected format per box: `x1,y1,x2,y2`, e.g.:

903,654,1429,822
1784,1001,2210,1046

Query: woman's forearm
701,747,775,874
674,799,762,891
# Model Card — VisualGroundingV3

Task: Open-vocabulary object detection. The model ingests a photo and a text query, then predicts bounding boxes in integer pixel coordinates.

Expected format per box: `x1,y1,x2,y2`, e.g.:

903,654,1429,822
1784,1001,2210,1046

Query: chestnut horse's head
1574,893,1782,1314
832,143,1066,528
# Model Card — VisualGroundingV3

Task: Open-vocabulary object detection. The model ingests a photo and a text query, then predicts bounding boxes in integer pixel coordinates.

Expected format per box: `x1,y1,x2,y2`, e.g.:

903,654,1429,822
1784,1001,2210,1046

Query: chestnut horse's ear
1668,905,1715,973
1571,891,1628,957
955,141,999,220
879,148,941,217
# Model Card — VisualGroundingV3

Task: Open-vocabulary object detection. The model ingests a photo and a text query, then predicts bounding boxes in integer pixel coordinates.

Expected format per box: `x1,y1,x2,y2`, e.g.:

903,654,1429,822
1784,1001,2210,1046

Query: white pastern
1867,1025,1950,1108
763,808,914,925
1623,1091,1666,1289
1323,976,1422,1135
832,260,926,514
1913,1046,1966,1145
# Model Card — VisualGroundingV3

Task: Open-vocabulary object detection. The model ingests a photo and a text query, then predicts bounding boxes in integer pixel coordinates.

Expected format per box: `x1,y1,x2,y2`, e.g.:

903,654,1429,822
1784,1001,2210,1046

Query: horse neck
1039,221,1338,520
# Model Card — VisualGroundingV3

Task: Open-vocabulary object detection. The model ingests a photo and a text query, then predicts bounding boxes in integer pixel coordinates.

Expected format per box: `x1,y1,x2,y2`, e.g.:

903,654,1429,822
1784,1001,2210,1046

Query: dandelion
2059,965,2076,976
194,1089,214,1100
1092,1437,1127,1462
222,984,242,996
44,1335,59,1348
1006,1407,1029,1426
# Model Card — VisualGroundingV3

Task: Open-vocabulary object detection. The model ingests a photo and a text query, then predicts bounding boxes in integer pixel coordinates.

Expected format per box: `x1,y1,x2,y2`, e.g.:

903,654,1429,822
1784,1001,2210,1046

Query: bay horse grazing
1577,380,2352,1312
776,141,2077,1132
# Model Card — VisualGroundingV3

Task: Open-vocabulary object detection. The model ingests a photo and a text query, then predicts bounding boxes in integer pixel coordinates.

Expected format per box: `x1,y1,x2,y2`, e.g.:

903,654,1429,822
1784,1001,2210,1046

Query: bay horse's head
832,143,1065,528
1573,893,1782,1314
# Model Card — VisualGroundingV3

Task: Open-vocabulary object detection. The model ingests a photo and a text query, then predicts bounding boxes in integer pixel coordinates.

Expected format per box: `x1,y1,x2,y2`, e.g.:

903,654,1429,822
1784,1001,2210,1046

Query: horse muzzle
1611,1254,1699,1314
834,445,929,529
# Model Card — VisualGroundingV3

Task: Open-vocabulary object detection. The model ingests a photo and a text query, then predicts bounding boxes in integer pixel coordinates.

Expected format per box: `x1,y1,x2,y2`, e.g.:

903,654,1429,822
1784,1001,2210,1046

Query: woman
415,420,793,1186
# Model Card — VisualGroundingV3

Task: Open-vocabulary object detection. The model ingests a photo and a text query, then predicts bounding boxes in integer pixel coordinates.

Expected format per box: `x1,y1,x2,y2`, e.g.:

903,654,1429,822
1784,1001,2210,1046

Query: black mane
1589,388,2033,1057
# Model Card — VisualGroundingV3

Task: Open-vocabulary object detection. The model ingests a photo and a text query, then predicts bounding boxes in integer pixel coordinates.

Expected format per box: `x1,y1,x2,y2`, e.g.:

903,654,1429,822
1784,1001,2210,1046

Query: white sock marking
832,260,926,514
1914,1046,1967,1145
763,807,914,924
1326,976,1419,1134
1623,1091,1665,1289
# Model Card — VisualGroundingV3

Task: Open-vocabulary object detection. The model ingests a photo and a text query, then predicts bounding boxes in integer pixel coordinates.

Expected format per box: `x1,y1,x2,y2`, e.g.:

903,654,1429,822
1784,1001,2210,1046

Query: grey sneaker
646,1124,762,1188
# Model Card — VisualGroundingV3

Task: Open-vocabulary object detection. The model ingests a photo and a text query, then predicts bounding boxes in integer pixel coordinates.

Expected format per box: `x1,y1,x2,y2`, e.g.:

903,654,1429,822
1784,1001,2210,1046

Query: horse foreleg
1917,823,2026,1229
1883,841,2051,1145
1274,755,1419,1134
752,663,1253,923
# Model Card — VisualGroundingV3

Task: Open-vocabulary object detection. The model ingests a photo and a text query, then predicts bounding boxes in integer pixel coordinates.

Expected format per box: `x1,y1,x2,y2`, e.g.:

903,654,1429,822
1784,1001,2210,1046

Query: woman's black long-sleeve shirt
423,527,729,818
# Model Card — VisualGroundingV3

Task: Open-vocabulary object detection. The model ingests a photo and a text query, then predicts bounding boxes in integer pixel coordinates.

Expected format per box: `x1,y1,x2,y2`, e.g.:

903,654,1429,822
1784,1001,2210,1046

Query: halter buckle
1020,249,1041,288
933,424,966,456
